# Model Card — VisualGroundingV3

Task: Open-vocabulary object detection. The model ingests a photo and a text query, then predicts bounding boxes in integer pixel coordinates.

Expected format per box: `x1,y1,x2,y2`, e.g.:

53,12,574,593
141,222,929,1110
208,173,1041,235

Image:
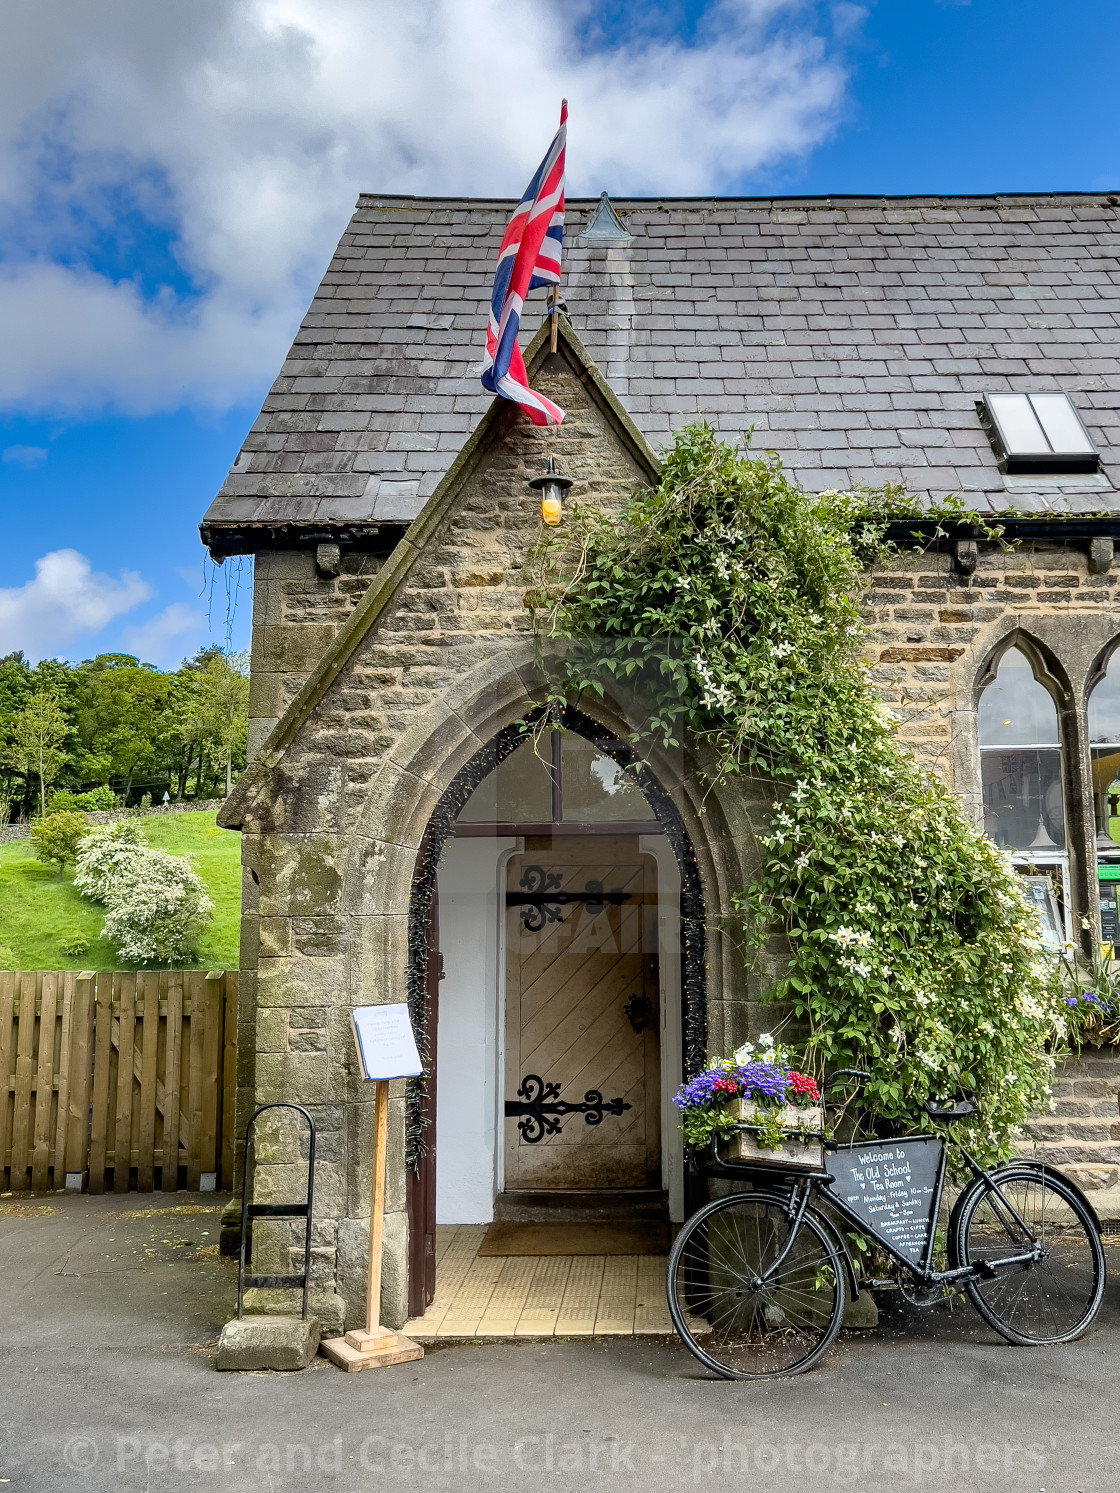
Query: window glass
977,647,1059,747
560,734,653,822
978,649,1064,852
1030,393,1095,454
1087,649,1120,860
987,394,1048,454
457,738,553,823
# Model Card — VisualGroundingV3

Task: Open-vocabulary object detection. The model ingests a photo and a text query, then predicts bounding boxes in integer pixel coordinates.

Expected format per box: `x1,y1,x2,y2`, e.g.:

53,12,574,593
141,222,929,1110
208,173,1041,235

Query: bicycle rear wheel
952,1166,1105,1345
667,1191,845,1378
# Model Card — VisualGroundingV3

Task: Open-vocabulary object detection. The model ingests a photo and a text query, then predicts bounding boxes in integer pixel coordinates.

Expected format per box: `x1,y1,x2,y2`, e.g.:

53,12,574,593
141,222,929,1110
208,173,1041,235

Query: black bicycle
667,1071,1107,1379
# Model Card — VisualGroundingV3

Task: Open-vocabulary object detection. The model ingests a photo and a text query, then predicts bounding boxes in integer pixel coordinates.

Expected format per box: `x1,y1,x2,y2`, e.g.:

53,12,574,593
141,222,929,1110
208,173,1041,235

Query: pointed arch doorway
405,710,705,1318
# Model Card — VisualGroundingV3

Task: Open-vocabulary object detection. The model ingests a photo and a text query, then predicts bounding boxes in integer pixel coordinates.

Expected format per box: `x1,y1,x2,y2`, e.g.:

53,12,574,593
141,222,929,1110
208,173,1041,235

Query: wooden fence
0,971,236,1194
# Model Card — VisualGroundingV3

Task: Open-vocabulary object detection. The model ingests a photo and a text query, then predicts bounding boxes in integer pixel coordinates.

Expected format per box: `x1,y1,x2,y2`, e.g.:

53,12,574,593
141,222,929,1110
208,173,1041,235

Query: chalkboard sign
825,1137,944,1267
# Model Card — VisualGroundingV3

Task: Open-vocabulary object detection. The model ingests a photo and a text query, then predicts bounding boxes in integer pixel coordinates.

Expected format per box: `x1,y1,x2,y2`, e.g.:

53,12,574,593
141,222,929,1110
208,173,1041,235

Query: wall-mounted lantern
528,455,573,527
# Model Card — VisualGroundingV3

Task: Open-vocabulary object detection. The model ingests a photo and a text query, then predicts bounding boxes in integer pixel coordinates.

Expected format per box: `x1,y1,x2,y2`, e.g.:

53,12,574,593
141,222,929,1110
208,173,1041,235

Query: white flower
733,1041,755,1063
676,574,692,590
758,1033,775,1049
773,640,794,658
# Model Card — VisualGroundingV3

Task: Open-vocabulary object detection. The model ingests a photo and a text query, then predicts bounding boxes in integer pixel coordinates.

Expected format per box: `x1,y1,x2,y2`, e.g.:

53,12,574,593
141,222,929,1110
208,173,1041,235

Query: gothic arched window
1088,650,1120,851
1087,648,1120,944
977,647,1065,854
978,646,1068,949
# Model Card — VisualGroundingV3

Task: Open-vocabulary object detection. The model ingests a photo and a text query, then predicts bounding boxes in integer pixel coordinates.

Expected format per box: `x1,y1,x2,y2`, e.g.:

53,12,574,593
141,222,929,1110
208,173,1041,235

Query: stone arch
401,700,710,1167
972,626,1074,715
1083,631,1120,711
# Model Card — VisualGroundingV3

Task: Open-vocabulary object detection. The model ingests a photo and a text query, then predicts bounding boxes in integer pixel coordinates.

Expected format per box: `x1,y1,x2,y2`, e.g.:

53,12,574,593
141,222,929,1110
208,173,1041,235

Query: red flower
713,1076,739,1096
788,1071,820,1103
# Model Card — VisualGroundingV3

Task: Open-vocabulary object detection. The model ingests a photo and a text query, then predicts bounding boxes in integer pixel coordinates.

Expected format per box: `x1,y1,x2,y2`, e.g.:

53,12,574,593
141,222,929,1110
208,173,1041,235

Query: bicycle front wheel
667,1191,845,1379
952,1166,1106,1345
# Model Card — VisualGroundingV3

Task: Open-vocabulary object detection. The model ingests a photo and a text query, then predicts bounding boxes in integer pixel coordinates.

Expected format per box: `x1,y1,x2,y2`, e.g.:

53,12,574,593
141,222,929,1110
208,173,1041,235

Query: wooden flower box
720,1099,825,1171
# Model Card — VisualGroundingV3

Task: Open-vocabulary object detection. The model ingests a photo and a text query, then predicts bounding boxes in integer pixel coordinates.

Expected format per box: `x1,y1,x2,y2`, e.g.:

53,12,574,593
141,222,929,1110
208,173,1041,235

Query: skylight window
980,393,1099,474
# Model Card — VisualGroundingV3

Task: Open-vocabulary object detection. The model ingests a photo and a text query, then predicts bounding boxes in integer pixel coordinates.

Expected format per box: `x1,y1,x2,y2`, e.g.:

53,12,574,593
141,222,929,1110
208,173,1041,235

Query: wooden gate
0,970,237,1194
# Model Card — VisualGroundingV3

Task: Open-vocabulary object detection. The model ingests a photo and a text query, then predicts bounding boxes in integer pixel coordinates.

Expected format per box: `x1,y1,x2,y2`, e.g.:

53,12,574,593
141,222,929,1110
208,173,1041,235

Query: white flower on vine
676,574,692,590
773,640,794,659
794,852,811,871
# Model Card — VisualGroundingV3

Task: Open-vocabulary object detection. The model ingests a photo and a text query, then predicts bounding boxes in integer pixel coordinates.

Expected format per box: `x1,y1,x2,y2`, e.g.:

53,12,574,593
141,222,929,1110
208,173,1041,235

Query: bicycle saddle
922,1093,976,1122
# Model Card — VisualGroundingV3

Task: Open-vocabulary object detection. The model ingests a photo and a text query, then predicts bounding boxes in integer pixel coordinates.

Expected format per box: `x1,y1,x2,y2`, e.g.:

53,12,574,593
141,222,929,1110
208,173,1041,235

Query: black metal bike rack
236,1102,316,1321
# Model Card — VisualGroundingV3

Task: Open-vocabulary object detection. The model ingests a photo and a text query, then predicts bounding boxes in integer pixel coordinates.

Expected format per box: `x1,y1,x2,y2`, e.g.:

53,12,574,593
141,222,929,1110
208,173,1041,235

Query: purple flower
673,1059,791,1112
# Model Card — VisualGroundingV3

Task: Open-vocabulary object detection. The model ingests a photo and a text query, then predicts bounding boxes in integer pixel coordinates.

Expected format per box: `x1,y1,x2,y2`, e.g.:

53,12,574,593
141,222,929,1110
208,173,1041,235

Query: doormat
478,1221,670,1257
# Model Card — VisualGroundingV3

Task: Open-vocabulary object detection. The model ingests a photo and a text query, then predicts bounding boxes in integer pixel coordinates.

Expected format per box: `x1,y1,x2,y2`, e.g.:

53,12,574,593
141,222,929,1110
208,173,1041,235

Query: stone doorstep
216,1315,321,1372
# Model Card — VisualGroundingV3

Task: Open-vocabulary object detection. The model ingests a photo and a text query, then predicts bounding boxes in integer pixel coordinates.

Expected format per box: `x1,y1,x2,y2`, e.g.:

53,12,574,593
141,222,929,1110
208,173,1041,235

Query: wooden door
504,837,660,1191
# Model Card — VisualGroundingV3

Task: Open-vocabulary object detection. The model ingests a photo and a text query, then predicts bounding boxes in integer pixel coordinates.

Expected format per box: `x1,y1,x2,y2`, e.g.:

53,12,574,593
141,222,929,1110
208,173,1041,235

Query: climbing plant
528,422,1064,1160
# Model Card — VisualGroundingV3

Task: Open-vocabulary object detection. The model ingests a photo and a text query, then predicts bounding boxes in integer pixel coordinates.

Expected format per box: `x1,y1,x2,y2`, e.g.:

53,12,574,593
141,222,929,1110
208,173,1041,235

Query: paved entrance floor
6,1190,1120,1492
403,1225,673,1338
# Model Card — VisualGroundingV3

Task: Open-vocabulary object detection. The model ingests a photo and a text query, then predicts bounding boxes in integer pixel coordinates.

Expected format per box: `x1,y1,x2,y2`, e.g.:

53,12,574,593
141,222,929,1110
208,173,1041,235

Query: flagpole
549,99,567,355
549,286,559,354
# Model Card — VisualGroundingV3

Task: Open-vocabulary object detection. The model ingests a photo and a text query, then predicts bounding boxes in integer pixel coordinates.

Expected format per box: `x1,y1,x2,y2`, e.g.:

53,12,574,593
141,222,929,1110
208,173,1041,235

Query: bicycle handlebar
823,1068,871,1093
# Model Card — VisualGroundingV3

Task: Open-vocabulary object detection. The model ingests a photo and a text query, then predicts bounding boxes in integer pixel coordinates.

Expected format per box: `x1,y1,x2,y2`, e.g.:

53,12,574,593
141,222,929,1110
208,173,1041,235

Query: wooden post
320,1080,424,1371
548,285,559,355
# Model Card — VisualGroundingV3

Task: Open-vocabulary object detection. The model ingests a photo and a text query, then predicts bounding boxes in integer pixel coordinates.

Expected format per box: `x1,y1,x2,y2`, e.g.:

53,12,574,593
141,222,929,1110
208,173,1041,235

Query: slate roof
201,191,1120,544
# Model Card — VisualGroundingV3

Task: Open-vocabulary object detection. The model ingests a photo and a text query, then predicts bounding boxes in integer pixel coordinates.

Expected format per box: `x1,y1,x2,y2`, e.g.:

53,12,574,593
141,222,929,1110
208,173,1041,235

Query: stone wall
866,541,1120,784
1021,1046,1120,1194
1,798,227,844
864,540,1120,936
247,551,382,758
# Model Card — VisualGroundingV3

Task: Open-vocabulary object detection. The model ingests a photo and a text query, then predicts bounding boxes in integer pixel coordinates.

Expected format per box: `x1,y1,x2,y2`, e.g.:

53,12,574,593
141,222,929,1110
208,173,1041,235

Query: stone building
201,191,1120,1331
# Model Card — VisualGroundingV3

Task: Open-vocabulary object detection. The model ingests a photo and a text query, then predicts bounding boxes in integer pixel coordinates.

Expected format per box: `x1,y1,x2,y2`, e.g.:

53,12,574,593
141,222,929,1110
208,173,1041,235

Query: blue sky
1,0,1116,667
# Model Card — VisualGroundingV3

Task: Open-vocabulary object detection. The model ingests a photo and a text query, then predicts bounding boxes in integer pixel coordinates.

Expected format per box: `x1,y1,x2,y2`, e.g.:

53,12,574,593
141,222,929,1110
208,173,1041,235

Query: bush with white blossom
100,849,214,964
529,422,1065,1160
75,820,213,964
73,820,146,903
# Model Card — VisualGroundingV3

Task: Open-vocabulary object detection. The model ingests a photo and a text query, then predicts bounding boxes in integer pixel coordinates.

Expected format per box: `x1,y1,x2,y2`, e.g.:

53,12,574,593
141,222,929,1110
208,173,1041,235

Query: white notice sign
351,1004,423,1082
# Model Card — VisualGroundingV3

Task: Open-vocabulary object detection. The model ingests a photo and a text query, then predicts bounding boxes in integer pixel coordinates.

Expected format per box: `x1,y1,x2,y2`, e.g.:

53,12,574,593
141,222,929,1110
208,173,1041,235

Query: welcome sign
825,1137,943,1267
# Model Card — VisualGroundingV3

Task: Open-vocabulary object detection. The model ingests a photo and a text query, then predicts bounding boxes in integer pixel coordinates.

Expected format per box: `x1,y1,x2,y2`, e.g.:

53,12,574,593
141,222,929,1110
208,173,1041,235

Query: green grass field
0,812,242,971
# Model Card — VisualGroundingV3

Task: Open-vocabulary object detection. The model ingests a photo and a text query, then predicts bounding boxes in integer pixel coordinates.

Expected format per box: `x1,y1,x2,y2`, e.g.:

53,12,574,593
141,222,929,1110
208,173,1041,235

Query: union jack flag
481,102,567,426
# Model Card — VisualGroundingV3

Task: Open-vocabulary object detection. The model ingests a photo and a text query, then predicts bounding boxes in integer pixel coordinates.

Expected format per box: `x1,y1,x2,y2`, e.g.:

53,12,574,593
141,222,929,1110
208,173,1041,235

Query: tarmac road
2,1191,1120,1493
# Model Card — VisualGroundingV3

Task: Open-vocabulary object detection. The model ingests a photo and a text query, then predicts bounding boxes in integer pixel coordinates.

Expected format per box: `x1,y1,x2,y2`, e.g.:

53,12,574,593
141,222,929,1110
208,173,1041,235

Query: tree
73,820,146,902
0,653,32,821
4,690,70,816
100,849,214,964
74,655,171,801
179,649,250,797
30,811,89,878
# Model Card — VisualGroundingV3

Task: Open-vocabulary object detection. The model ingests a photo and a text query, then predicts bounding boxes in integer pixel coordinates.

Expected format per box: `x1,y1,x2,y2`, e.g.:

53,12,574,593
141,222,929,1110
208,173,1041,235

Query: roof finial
579,192,632,246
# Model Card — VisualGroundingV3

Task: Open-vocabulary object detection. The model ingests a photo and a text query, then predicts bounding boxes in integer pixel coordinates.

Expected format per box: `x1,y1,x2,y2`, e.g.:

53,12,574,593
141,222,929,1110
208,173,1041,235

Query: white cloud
0,0,853,415
121,602,206,667
0,549,150,659
2,444,48,467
